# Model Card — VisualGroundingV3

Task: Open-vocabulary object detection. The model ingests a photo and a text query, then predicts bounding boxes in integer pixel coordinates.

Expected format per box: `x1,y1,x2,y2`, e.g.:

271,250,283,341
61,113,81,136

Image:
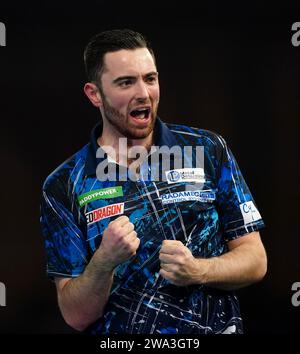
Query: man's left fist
159,240,201,286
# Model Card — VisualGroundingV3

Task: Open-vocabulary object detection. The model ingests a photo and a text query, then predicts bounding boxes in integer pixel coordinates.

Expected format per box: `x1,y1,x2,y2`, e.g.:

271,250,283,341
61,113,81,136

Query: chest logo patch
160,190,215,205
85,203,124,225
165,168,205,184
78,186,123,207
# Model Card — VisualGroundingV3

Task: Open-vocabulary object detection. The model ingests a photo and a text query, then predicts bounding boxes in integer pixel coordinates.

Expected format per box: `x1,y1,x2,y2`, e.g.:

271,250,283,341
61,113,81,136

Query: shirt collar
85,116,177,176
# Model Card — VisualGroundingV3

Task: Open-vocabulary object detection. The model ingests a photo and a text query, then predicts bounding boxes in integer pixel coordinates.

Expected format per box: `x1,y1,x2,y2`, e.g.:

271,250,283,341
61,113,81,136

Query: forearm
201,241,267,290
54,216,139,331
57,250,114,331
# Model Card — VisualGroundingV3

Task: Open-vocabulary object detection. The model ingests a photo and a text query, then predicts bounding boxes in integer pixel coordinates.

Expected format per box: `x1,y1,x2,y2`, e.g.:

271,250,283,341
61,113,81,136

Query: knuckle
131,242,138,252
121,215,129,222
183,247,189,255
174,264,180,273
107,222,116,231
177,257,184,266
111,225,121,236
124,241,133,251
118,215,128,220
131,250,137,257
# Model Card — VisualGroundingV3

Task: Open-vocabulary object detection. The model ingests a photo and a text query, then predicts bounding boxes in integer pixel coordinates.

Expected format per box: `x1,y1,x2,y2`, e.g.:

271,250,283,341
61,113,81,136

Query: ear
83,82,103,107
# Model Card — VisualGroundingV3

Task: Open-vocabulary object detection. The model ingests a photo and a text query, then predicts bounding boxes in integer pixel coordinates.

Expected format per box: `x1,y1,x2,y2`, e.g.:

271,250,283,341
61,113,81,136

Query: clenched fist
97,215,140,271
159,240,208,286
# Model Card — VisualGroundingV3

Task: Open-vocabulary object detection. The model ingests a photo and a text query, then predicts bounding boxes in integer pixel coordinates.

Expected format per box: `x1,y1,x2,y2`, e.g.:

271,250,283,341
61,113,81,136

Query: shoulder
42,143,90,194
165,122,227,149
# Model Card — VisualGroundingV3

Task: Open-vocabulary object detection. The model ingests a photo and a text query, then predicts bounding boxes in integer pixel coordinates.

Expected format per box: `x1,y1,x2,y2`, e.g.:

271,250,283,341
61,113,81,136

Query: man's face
98,48,160,140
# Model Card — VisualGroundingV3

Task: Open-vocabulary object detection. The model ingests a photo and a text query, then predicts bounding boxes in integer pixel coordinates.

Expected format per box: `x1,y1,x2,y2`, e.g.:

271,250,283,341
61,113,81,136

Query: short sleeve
216,137,265,241
40,176,88,278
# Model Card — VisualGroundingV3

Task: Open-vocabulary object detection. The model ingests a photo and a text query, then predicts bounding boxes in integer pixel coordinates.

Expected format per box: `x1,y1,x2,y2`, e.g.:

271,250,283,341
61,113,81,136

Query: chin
126,123,154,140
125,125,153,139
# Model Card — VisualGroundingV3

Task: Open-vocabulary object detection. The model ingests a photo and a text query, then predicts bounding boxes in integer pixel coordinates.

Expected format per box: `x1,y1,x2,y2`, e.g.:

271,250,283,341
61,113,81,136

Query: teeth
134,113,146,119
130,108,149,119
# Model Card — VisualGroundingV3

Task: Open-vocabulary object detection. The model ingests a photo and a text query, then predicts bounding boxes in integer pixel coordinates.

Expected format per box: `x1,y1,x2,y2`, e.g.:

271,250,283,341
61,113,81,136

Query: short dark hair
84,29,155,85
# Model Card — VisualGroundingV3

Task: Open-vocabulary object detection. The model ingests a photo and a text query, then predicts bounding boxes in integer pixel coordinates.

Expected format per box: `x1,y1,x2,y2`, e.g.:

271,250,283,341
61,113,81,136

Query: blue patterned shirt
40,118,265,334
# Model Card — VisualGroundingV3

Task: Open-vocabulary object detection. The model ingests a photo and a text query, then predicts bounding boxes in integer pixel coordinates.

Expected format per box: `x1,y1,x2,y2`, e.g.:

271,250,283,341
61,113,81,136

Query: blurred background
0,1,299,334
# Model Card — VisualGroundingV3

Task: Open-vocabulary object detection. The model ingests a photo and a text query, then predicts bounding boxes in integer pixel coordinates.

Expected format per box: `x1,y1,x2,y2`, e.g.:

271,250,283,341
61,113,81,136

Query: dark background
0,1,299,334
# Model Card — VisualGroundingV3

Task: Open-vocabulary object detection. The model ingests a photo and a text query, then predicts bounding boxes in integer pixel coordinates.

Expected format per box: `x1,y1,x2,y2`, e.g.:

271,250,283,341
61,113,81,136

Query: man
40,29,267,334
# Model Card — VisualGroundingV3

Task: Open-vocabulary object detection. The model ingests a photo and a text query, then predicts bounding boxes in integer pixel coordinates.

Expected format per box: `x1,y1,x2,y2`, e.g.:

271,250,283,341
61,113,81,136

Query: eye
146,76,157,84
119,79,133,87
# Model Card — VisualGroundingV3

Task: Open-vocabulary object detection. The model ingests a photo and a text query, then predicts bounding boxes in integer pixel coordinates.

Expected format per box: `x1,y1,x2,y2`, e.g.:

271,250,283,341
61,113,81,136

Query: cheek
105,99,126,115
112,95,131,112
152,87,160,102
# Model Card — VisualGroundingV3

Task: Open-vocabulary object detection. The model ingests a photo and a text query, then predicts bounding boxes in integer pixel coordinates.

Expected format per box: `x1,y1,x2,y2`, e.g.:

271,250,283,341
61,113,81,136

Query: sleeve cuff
224,220,266,241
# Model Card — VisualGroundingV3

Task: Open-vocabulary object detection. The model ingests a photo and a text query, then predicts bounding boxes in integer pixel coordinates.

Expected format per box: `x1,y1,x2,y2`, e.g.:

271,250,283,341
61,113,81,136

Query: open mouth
130,107,151,120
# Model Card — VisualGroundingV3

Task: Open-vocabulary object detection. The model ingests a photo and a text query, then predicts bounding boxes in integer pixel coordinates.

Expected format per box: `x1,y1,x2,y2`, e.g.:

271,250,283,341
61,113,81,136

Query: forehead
103,48,156,77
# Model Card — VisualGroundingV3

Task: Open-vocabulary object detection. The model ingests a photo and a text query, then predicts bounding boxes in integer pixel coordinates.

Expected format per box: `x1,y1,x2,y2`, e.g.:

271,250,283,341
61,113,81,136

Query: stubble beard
101,94,157,140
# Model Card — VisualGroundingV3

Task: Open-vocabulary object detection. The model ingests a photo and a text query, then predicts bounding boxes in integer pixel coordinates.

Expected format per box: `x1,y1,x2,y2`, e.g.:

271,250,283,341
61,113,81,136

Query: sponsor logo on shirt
160,190,215,205
239,201,262,224
78,186,123,207
85,203,124,225
165,168,205,184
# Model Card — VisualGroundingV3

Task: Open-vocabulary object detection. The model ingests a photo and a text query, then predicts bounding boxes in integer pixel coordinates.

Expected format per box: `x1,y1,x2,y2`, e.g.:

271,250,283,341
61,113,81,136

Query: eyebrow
112,71,158,85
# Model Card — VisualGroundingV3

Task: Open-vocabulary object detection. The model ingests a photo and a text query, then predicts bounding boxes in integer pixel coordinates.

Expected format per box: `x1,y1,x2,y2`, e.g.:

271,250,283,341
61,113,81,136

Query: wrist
92,248,116,273
194,257,214,285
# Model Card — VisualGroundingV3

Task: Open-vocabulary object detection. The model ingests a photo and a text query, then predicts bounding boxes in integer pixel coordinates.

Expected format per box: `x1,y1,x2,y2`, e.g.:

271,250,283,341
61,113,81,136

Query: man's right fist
98,215,140,270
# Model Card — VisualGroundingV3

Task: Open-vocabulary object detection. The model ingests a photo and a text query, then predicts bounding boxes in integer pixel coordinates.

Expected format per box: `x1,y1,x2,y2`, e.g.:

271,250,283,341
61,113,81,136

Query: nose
134,80,150,101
